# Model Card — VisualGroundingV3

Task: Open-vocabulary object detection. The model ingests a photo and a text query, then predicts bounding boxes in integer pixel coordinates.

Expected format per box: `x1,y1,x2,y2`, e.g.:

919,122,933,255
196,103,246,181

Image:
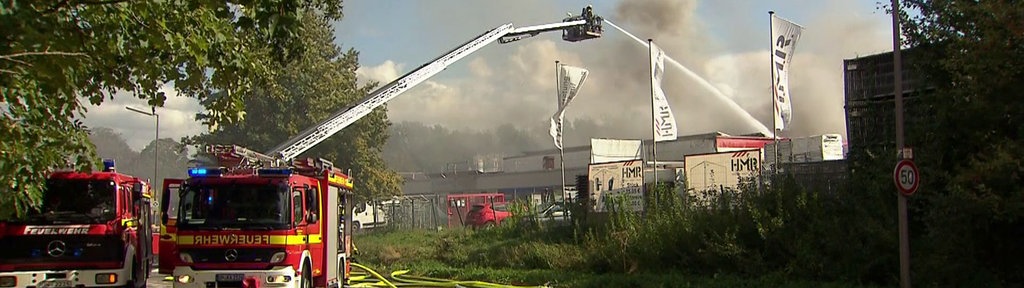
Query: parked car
536,202,570,220
465,203,510,228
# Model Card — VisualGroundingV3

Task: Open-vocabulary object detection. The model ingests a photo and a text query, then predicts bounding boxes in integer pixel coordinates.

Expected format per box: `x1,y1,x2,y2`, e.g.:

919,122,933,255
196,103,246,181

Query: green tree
188,11,402,201
130,138,191,189
1,1,343,217
894,1,1024,285
87,127,138,167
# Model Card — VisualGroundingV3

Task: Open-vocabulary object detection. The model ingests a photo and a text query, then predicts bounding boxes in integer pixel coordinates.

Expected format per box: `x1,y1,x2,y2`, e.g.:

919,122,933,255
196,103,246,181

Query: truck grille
180,248,282,264
0,235,124,265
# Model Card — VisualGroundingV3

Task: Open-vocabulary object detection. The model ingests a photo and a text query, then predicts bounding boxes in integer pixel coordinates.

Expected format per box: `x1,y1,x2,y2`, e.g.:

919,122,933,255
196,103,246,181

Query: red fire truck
0,160,154,288
158,6,602,287
162,150,354,288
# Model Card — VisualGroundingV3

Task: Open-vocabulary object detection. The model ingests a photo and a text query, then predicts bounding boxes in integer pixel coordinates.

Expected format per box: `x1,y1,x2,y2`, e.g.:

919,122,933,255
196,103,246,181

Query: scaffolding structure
843,48,931,159
780,160,848,196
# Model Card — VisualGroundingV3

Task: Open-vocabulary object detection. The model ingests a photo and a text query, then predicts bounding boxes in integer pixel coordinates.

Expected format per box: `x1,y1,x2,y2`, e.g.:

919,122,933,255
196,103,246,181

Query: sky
83,0,896,151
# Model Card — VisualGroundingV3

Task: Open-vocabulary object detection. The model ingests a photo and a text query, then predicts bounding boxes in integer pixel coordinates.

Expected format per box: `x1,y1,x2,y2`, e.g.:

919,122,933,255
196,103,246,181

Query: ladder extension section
256,5,602,163
268,24,517,160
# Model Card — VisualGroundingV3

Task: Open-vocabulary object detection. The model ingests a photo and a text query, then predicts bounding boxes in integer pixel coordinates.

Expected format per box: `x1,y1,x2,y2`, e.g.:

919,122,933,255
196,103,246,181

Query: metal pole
126,105,159,200
431,197,438,229
768,11,781,175
153,107,159,190
890,1,911,287
556,60,569,221
648,38,659,195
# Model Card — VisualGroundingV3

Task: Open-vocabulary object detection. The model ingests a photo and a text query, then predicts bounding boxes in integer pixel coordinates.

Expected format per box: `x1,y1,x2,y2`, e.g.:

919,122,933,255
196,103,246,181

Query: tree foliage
187,10,401,201
892,1,1024,285
87,128,190,188
0,0,342,217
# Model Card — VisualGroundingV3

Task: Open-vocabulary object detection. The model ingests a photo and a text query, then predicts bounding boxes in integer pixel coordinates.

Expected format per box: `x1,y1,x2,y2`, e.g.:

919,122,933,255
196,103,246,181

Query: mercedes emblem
224,249,239,262
47,240,67,257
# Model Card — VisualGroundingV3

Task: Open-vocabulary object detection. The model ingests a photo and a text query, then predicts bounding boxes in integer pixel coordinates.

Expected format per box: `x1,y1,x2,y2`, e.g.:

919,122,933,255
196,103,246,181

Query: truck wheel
124,260,146,288
353,221,362,230
301,263,313,288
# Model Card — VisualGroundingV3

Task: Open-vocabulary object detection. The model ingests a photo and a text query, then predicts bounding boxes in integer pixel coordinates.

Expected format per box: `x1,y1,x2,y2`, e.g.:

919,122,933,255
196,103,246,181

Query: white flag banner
549,115,564,149
649,42,678,142
549,64,589,150
771,14,803,131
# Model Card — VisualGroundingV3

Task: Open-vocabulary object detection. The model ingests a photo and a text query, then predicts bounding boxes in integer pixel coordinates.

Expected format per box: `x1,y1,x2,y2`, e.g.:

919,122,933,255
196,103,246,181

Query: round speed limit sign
893,159,920,196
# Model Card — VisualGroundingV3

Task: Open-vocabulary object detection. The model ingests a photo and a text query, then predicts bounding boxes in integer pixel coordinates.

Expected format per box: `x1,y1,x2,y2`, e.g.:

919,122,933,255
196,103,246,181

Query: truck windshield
178,183,291,230
21,179,117,224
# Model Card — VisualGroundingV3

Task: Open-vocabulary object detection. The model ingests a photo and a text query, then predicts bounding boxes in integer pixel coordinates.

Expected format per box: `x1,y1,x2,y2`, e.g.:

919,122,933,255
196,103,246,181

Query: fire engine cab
163,149,354,288
0,160,154,288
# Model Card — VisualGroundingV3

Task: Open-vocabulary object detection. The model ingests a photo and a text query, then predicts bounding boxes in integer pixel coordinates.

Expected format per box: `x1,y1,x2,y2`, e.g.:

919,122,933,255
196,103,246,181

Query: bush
576,176,896,285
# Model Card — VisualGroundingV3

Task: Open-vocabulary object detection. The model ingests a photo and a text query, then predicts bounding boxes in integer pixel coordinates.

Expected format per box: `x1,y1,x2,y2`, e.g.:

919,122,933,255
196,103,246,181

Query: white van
349,202,388,230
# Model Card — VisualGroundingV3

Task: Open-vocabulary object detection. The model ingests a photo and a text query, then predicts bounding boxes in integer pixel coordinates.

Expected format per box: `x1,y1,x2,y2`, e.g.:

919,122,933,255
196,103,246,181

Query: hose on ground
347,262,550,288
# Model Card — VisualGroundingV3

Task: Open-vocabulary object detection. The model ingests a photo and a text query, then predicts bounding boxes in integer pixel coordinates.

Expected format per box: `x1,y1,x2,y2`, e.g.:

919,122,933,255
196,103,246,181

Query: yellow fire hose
347,262,551,288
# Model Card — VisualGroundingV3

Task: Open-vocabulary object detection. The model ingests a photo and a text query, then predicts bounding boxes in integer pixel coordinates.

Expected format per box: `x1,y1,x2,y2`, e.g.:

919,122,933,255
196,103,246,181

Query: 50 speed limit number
893,159,920,196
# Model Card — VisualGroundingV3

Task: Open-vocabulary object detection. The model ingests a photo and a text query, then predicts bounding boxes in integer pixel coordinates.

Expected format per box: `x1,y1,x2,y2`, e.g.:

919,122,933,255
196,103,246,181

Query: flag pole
648,39,659,196
768,11,781,175
556,60,569,220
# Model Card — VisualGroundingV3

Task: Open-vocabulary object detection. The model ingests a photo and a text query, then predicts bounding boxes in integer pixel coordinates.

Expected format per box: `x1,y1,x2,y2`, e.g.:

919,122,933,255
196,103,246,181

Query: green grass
351,229,881,288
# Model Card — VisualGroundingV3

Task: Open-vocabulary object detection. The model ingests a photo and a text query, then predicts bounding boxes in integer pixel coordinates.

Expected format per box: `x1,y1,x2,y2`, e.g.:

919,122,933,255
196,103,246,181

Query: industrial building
399,132,803,201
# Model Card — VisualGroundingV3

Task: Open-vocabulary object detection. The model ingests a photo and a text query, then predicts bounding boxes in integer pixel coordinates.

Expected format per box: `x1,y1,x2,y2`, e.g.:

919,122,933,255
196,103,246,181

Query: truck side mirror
132,183,145,200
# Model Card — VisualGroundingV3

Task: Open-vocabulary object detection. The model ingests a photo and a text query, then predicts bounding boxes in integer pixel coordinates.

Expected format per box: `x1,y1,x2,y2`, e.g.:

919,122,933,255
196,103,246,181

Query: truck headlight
179,252,194,263
269,252,286,263
95,273,117,284
266,275,291,283
176,275,194,284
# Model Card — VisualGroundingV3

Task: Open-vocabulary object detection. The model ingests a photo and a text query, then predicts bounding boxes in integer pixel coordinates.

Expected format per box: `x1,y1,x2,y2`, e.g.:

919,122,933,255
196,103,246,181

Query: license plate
39,280,72,288
216,274,245,282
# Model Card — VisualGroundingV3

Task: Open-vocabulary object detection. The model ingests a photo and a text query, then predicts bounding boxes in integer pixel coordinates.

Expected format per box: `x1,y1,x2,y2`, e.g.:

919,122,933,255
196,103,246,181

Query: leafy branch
43,0,132,14
0,51,88,66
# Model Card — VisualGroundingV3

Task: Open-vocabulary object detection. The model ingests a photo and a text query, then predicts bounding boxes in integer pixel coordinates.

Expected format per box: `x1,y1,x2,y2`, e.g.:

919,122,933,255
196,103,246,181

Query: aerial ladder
204,5,604,167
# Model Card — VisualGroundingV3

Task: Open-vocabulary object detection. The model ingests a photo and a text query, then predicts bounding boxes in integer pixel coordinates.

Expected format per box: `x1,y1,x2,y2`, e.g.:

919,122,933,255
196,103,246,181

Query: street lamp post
126,106,160,190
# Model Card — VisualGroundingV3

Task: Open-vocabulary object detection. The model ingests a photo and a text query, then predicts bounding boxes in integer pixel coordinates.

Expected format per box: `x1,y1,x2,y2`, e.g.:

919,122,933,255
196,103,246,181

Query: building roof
507,131,729,159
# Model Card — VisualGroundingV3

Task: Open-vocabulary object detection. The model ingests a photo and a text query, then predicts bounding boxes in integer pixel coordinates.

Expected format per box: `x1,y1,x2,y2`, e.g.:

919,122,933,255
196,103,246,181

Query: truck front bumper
172,266,299,288
0,267,131,288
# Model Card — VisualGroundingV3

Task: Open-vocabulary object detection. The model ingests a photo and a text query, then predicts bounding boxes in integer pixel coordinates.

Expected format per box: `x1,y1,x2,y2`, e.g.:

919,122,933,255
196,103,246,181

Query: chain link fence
363,193,517,231
378,195,447,230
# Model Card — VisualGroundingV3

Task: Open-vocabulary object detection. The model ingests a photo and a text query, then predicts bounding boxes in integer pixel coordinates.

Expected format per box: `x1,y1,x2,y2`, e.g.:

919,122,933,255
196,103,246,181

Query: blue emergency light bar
257,168,293,177
102,159,116,172
188,167,223,177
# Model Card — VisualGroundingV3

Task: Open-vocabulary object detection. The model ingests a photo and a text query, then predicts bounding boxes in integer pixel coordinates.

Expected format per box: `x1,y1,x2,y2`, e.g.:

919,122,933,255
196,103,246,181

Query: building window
542,156,555,170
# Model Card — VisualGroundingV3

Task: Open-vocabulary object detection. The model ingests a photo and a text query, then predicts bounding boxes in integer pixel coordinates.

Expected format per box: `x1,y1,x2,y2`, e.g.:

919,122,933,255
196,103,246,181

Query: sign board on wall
588,159,644,212
590,138,643,164
684,149,762,192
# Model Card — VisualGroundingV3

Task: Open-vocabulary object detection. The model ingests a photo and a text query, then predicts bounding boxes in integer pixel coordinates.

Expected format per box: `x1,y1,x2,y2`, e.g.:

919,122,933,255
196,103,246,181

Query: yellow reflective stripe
177,234,322,245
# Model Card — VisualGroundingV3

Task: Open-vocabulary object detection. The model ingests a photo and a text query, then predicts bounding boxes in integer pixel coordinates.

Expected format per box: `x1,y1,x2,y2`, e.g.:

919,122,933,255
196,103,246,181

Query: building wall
643,135,719,161
501,148,592,173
